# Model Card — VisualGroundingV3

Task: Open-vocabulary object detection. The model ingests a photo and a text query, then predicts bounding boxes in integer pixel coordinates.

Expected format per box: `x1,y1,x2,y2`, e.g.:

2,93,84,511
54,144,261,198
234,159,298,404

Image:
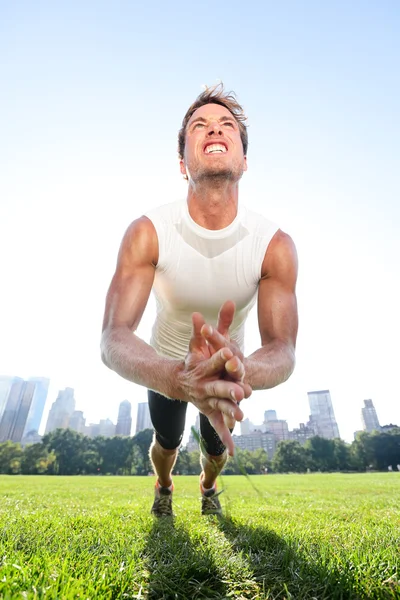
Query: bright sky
1,2,399,443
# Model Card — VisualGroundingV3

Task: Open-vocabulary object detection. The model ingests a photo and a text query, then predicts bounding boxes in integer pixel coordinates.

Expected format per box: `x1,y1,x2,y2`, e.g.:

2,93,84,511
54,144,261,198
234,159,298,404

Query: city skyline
0,374,397,447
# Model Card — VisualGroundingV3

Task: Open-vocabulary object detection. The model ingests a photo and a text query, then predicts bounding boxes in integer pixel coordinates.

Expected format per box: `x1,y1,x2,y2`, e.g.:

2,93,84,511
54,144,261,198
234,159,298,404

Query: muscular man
101,84,298,517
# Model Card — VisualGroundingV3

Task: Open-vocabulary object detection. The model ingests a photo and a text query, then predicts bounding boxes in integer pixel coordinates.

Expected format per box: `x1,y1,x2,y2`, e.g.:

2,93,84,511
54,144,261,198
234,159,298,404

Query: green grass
0,474,399,599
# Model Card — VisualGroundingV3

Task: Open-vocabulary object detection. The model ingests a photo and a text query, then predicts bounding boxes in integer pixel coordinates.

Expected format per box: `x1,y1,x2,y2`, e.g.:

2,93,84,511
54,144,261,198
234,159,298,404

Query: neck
186,179,239,230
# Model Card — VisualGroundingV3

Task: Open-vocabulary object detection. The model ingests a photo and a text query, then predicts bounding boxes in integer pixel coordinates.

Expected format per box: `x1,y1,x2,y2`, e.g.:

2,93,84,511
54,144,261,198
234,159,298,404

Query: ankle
156,478,173,491
200,473,216,494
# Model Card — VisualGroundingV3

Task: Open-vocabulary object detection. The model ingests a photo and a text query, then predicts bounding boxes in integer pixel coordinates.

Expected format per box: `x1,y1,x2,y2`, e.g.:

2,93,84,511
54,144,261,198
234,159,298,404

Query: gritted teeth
205,143,227,154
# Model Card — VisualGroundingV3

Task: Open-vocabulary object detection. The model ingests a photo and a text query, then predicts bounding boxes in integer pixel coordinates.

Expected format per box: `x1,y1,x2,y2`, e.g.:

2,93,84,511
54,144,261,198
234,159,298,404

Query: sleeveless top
144,199,278,360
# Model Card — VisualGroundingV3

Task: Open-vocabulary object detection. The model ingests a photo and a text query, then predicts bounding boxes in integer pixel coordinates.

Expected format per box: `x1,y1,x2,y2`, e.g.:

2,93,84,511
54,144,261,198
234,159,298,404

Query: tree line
0,427,399,475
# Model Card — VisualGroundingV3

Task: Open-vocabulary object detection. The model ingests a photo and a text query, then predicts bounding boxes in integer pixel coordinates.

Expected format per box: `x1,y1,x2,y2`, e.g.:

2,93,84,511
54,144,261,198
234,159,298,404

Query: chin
197,167,242,183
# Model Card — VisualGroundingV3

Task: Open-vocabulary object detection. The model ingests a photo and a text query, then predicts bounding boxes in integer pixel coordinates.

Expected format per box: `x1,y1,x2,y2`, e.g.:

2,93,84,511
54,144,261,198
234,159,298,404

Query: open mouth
204,143,228,154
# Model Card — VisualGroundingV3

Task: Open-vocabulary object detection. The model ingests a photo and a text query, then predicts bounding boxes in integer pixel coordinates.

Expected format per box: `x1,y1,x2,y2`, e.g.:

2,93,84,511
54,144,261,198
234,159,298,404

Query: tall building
233,431,276,459
69,410,86,434
264,410,277,422
135,402,152,434
289,422,316,445
308,390,340,439
240,418,252,435
23,377,50,437
45,387,76,434
0,378,36,443
116,400,132,436
186,414,200,451
265,419,289,442
361,399,380,432
0,376,16,422
98,419,115,438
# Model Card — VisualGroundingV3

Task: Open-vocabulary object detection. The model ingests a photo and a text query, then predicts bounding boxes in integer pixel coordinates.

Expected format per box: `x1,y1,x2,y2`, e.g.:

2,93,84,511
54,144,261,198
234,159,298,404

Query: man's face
180,103,247,184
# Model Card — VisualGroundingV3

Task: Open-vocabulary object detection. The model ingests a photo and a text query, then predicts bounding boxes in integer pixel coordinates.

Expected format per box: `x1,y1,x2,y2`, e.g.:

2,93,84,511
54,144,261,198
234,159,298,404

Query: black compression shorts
147,390,228,456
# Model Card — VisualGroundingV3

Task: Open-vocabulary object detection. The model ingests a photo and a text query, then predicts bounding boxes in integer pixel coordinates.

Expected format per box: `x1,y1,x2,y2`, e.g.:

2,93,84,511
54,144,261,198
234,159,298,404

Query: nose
206,121,223,137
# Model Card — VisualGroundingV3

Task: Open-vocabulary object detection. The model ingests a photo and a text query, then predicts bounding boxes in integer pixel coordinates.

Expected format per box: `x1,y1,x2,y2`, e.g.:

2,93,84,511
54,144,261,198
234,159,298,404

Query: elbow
283,346,296,381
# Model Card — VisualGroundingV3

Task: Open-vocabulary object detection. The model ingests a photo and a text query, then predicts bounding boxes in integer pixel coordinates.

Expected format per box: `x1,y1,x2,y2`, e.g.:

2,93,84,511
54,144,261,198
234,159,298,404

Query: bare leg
200,450,228,490
150,437,178,488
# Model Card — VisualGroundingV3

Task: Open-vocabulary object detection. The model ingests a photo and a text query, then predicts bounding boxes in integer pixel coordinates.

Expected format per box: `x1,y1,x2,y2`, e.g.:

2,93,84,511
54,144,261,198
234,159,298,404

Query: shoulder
261,229,298,281
145,199,185,224
119,216,159,267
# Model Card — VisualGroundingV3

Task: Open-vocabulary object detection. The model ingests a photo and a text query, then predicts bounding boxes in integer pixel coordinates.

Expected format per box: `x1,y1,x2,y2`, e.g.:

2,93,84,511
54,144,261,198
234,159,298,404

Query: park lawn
0,474,399,599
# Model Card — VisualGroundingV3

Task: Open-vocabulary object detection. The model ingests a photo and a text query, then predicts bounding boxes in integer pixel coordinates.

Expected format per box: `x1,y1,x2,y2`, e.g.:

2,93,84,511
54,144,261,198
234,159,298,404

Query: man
101,84,298,517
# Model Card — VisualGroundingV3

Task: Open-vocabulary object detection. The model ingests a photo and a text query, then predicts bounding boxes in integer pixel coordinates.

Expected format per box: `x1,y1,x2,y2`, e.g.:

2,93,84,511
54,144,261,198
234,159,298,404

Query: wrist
164,359,186,400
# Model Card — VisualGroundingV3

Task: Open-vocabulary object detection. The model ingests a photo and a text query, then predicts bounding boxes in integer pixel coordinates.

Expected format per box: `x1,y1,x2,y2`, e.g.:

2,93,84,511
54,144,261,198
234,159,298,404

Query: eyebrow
189,115,236,127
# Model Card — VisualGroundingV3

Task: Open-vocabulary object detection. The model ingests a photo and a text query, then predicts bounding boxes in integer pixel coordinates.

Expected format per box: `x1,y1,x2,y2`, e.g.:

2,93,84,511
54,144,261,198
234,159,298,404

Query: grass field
0,474,399,599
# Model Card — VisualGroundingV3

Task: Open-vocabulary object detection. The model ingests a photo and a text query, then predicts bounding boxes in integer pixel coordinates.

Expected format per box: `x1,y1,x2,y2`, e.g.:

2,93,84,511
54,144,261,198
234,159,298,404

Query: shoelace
156,493,172,514
202,489,223,509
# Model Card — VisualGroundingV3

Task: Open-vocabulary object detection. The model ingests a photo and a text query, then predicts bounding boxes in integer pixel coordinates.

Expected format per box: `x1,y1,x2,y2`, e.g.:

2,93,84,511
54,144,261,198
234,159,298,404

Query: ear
243,156,248,172
179,159,187,177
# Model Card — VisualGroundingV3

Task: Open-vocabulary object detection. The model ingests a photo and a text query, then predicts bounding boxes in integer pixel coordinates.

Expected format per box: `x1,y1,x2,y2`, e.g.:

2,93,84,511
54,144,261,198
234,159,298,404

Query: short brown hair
178,83,248,159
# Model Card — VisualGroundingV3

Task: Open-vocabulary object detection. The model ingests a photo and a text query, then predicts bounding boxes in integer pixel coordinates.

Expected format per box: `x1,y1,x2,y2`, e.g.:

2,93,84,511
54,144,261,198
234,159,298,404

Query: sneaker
201,487,223,516
151,483,174,517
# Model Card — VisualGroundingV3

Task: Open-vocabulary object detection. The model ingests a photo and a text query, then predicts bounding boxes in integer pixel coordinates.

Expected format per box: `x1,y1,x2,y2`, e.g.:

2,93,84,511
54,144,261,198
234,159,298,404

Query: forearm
244,340,295,390
101,327,184,399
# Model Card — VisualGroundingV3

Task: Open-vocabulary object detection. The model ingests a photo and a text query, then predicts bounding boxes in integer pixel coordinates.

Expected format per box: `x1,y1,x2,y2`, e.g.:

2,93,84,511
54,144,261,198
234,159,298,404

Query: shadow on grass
217,516,366,600
142,517,228,600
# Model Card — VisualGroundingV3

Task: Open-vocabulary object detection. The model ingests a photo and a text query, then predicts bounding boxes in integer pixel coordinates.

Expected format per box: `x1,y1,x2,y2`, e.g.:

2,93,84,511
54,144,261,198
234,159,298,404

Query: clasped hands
180,300,252,456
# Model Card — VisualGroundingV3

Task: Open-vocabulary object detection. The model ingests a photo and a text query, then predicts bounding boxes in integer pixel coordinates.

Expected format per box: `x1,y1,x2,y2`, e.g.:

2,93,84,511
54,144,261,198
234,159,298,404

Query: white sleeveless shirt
145,199,278,360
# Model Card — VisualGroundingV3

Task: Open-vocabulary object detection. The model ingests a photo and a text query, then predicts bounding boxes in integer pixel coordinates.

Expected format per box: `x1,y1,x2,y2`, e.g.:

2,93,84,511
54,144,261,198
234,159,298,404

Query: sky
1,1,399,443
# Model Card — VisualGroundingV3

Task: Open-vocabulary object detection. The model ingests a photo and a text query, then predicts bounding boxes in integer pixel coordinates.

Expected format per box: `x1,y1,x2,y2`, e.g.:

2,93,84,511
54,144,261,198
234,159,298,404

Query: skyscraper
0,376,16,422
69,410,86,434
265,418,289,442
264,410,277,422
307,390,340,439
116,400,132,436
45,387,76,434
23,377,50,436
0,378,36,443
361,399,380,432
135,402,152,434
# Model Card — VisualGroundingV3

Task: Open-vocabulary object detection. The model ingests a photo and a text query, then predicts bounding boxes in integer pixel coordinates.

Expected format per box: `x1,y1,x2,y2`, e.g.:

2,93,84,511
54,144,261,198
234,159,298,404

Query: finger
207,410,235,456
242,382,252,399
225,356,245,381
201,324,230,353
217,300,236,338
203,347,234,375
208,395,244,421
189,312,209,355
204,379,244,406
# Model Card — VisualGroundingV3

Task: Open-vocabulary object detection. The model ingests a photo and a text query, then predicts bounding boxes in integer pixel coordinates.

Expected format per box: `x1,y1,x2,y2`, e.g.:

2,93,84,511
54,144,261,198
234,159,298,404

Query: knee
152,439,179,457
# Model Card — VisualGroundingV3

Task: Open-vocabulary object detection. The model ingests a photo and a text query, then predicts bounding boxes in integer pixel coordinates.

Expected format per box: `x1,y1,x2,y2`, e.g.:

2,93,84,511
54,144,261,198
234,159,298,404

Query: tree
21,443,55,474
272,440,309,473
305,436,336,471
175,448,191,475
42,429,87,475
0,442,23,474
131,429,153,474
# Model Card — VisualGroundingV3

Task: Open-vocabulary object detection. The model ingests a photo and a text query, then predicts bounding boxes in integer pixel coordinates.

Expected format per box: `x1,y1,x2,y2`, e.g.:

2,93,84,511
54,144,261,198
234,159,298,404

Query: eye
193,122,204,129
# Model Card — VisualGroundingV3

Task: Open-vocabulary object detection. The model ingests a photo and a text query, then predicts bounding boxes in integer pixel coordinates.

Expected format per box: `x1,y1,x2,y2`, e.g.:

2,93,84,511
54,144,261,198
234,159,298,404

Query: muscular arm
200,229,298,390
244,229,298,389
101,216,182,399
101,217,247,437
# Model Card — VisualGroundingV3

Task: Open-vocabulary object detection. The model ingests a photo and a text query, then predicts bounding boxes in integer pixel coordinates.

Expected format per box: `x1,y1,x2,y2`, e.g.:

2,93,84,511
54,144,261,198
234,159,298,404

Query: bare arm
101,216,182,398
244,229,298,389
200,230,298,390
101,217,246,442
